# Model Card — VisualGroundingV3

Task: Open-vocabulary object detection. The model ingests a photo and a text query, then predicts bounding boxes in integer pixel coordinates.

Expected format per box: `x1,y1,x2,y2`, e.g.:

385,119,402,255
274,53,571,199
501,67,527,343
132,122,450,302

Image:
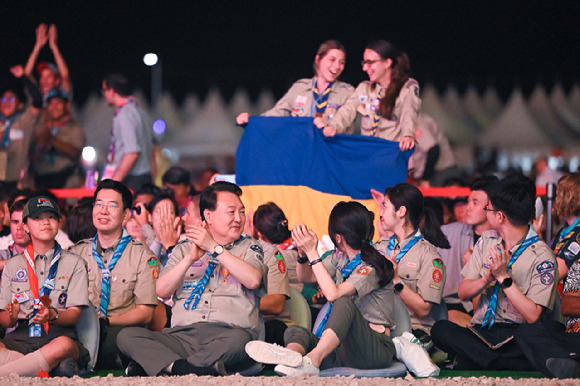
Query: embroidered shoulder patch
148,256,159,267
432,269,442,283
278,260,287,274
274,251,284,261
432,258,444,269
356,267,371,276
536,260,555,274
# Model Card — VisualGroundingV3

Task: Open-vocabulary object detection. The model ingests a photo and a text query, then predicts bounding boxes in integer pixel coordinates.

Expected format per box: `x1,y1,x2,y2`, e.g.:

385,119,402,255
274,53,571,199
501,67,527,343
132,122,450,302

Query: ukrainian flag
236,117,412,239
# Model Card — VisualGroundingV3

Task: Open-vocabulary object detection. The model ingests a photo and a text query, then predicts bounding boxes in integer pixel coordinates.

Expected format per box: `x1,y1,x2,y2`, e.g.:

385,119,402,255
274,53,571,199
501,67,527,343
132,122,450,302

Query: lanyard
387,230,424,263
554,217,580,256
481,234,540,328
0,110,25,150
24,242,62,333
92,233,132,317
314,252,362,337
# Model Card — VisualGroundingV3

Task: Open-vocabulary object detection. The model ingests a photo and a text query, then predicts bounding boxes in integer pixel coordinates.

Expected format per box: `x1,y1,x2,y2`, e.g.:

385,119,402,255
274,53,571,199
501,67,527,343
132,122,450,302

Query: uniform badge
182,280,197,292
407,262,417,267
429,284,440,290
58,292,67,306
390,114,398,122
536,261,555,274
568,242,580,255
432,258,444,269
541,272,554,285
359,94,368,103
432,269,442,283
148,256,159,267
274,251,284,261
112,275,118,281
356,267,370,276
152,268,160,280
13,268,27,282
278,260,287,274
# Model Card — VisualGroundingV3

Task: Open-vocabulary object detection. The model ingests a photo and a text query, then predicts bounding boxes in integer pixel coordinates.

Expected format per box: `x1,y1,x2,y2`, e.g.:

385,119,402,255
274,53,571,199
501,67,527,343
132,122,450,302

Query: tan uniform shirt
322,250,395,329
70,232,158,316
375,233,446,331
33,117,85,175
328,78,421,141
263,78,354,121
258,241,293,326
163,236,267,333
0,248,89,318
463,228,557,325
0,108,40,182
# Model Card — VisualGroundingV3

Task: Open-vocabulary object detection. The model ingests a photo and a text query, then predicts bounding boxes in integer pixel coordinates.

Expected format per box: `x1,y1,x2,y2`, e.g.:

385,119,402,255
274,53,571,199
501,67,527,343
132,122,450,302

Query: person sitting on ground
0,196,89,377
117,181,266,376
246,201,396,376
69,179,158,370
431,175,558,371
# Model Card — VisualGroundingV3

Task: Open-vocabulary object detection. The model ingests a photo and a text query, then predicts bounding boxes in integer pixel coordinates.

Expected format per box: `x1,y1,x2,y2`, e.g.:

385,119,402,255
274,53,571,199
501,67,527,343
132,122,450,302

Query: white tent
229,88,252,123
463,85,496,128
442,85,481,133
481,87,503,117
253,89,276,116
528,85,580,146
152,92,183,137
549,83,580,133
569,83,580,114
482,89,552,149
181,93,201,126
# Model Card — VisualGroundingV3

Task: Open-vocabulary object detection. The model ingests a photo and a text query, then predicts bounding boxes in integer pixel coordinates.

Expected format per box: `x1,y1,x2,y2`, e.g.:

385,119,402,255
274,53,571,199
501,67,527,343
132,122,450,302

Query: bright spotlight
143,53,158,66
82,146,96,163
153,119,166,135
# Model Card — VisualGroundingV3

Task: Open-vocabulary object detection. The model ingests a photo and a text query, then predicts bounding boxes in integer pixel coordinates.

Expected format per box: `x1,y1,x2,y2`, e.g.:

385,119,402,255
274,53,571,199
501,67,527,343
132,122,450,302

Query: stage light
82,146,96,163
153,119,166,134
143,53,158,66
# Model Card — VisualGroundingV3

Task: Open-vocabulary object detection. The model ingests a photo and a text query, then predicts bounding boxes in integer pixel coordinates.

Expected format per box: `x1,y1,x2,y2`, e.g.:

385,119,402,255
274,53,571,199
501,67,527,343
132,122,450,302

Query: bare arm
0,300,19,329
48,25,71,93
112,152,139,182
557,257,569,281
260,294,286,315
24,24,47,79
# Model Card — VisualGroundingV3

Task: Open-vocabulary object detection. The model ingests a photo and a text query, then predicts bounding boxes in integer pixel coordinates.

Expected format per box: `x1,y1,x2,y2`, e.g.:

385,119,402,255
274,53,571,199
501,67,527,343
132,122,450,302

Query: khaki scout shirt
0,248,89,318
375,233,446,331
34,117,85,175
328,78,421,141
463,228,557,325
163,235,267,333
322,250,395,329
70,232,158,316
0,108,40,182
258,241,294,326
262,78,354,121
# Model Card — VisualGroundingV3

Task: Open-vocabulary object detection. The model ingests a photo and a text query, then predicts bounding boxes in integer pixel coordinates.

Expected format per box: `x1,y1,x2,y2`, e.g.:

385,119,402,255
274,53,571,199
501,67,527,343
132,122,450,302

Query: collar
396,229,421,250
97,229,130,254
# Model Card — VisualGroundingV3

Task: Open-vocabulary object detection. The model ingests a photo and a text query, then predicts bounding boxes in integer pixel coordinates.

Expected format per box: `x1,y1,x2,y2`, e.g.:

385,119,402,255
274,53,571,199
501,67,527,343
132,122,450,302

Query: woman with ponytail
375,183,449,337
318,40,420,151
245,201,396,376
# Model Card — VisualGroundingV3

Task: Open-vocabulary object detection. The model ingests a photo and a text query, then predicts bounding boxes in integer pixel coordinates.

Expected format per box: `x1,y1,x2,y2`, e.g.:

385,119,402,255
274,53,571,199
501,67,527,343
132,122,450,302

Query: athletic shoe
51,358,79,377
245,341,302,367
546,358,580,379
125,360,147,377
274,356,320,377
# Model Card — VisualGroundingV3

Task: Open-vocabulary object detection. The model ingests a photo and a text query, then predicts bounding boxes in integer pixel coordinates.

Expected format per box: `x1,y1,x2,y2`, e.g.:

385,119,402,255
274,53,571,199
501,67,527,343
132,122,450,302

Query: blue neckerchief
559,217,580,242
481,233,540,328
0,109,25,150
92,233,132,317
311,78,333,117
387,230,424,263
183,254,218,310
314,252,362,337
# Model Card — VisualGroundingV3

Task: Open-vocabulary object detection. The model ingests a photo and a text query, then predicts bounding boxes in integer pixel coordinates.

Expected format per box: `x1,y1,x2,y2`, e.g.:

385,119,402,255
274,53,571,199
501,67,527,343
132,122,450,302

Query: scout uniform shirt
262,78,354,122
70,232,158,316
375,234,446,331
0,248,89,319
463,228,557,325
164,235,267,333
0,108,40,182
322,250,395,330
328,78,421,141
258,240,294,326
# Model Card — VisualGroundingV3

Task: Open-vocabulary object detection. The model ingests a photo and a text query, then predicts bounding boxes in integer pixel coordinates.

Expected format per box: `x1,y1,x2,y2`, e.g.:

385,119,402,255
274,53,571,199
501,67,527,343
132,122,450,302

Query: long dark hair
366,40,411,119
254,202,291,244
329,201,394,286
384,183,450,249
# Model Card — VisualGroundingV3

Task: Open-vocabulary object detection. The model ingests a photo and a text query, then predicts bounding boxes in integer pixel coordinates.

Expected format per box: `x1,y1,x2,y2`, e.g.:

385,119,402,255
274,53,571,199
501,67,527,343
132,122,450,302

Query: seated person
0,196,89,377
117,182,266,376
162,166,193,215
0,199,31,269
431,175,558,370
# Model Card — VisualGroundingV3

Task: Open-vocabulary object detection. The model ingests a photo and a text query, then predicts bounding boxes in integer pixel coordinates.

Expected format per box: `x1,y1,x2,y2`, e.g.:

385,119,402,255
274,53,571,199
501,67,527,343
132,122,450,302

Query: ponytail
421,206,450,249
379,52,411,119
361,241,394,287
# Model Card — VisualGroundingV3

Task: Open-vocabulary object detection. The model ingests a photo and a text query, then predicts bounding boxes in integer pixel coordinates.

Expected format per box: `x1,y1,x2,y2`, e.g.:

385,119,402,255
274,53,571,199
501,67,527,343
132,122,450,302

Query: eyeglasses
483,204,500,213
1,97,16,103
94,201,120,211
361,59,382,67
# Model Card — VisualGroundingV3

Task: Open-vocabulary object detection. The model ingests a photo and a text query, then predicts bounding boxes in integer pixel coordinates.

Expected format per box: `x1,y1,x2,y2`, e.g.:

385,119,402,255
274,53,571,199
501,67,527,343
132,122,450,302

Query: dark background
2,1,579,106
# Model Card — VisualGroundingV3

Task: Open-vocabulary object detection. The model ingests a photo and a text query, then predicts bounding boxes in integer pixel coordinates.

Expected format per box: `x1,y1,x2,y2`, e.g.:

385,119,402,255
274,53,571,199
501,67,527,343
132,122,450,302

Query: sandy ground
0,374,579,385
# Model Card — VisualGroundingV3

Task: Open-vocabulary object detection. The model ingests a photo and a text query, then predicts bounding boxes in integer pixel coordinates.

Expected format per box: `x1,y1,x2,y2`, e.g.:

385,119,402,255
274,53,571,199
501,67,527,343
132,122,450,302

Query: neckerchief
277,237,295,251
0,109,25,150
24,242,62,334
387,230,424,263
553,217,580,257
481,233,540,328
92,233,132,317
370,87,384,137
314,252,362,337
311,79,333,117
184,254,218,310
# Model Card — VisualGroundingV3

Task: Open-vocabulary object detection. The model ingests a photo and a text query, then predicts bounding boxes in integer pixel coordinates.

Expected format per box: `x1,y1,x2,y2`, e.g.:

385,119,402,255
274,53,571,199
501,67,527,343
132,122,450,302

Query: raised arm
48,24,71,93
24,24,48,79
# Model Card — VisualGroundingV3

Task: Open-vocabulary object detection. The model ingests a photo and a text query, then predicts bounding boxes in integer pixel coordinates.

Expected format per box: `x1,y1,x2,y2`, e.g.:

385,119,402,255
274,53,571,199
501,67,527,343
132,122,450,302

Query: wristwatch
394,282,404,293
297,255,309,264
501,277,513,288
211,245,224,258
51,308,59,322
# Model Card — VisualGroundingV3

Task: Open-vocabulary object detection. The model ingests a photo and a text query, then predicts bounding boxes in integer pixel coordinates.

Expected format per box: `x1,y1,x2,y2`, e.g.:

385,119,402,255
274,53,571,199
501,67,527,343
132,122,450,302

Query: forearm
156,256,192,298
50,137,80,159
51,46,70,92
24,45,42,77
50,306,81,326
395,280,432,318
217,251,262,289
502,285,543,323
562,293,580,317
459,276,491,301
108,304,155,326
296,260,317,283
259,294,286,315
0,310,17,329
112,152,139,181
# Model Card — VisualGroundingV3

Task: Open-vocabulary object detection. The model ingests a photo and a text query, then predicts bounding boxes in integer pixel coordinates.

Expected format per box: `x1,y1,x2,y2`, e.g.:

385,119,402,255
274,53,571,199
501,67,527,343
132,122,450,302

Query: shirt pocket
109,271,137,304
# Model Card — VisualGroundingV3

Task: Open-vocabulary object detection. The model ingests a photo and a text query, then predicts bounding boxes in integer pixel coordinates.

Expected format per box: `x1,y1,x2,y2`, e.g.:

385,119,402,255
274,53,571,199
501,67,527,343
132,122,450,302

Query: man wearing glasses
70,179,158,370
431,175,557,371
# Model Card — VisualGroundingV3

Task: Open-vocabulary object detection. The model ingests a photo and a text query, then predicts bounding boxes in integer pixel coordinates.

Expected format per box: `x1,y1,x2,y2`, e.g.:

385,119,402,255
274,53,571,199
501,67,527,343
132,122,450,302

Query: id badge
29,323,41,338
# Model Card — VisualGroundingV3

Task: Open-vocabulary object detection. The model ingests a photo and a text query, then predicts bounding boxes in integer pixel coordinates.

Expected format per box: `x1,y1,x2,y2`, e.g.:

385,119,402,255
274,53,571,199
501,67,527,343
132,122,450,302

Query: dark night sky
1,1,579,106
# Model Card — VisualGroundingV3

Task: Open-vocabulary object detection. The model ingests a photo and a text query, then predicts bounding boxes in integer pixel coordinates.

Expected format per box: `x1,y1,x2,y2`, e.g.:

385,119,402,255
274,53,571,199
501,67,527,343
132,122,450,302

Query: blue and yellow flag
236,117,412,239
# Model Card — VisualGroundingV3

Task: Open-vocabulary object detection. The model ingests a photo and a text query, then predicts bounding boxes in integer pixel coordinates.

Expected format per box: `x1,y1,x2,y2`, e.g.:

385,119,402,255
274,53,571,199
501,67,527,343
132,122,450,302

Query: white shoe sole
245,341,302,367
274,363,320,377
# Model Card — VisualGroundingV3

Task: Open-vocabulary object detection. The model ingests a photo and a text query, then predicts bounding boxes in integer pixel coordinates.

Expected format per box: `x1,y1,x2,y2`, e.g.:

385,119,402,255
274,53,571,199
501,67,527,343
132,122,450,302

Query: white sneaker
245,341,302,367
274,356,320,377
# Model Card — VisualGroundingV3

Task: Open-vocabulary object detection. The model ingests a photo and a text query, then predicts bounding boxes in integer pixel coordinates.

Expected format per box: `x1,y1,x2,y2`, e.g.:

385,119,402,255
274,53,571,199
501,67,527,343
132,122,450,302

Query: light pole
143,53,162,108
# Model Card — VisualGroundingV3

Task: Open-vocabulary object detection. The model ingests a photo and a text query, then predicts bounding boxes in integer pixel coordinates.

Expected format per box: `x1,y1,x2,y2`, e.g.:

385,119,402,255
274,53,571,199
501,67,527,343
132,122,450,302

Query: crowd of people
0,26,579,380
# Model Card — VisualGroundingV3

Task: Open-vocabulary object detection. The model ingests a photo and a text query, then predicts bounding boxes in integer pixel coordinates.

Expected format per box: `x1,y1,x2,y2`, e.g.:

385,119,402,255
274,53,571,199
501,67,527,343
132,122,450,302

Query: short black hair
162,166,191,186
94,179,133,211
470,175,499,197
199,181,242,221
148,192,179,217
103,73,133,97
489,174,535,226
